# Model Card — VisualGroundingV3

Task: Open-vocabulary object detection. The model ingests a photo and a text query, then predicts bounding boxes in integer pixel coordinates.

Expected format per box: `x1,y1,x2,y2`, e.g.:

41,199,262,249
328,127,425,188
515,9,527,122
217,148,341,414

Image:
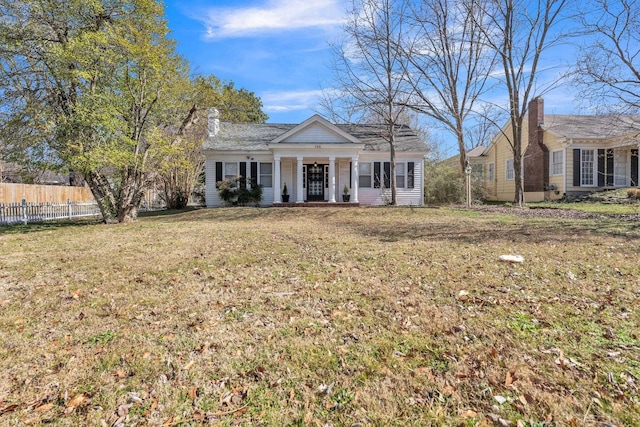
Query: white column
273,156,281,203
352,155,359,203
296,157,304,203
637,143,640,186
329,156,336,203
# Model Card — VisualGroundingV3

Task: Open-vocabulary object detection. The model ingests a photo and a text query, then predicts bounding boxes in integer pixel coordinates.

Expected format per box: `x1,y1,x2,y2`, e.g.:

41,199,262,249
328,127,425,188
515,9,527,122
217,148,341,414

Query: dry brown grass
0,207,639,426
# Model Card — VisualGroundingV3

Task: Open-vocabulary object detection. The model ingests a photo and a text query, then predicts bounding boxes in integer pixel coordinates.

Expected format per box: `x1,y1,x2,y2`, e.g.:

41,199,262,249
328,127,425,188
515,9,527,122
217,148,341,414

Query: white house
202,110,430,207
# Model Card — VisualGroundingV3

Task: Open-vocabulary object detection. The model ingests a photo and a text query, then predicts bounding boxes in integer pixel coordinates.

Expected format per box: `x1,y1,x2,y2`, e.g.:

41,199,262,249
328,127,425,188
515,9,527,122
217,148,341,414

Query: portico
272,153,361,204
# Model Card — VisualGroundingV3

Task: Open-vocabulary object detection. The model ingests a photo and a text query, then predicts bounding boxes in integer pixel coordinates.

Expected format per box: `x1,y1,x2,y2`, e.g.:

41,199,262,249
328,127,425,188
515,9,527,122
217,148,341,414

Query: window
471,163,483,181
407,162,415,189
396,163,405,188
359,162,372,188
259,163,272,187
551,150,563,175
581,149,595,186
505,158,514,180
487,163,494,182
303,165,306,188
224,162,238,180
614,149,627,186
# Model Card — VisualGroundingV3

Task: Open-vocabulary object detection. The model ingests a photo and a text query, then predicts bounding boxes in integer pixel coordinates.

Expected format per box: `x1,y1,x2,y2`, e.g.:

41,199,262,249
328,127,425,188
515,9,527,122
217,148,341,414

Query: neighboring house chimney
208,108,220,137
524,97,549,193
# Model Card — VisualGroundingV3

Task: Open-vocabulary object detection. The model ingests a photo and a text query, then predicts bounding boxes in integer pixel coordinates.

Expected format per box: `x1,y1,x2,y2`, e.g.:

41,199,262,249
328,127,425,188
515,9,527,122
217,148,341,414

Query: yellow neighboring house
472,98,640,202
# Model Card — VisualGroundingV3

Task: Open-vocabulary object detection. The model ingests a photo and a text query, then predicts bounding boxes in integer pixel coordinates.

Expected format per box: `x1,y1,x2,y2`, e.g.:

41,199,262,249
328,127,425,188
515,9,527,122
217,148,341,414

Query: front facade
474,98,640,202
202,111,429,207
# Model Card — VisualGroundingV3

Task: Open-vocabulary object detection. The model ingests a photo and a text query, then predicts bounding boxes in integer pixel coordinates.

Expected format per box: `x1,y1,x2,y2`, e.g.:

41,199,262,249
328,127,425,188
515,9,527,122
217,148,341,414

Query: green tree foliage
0,0,268,220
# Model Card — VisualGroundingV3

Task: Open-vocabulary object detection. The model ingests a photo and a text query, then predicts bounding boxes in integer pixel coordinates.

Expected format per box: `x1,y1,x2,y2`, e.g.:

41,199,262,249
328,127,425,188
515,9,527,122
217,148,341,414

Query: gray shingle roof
542,114,640,139
203,122,429,152
466,145,488,157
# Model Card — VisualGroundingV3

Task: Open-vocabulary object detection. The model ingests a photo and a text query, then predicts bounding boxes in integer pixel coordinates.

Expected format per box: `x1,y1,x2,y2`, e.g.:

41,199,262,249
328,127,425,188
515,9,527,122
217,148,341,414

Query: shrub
627,188,640,200
217,176,262,206
423,159,486,204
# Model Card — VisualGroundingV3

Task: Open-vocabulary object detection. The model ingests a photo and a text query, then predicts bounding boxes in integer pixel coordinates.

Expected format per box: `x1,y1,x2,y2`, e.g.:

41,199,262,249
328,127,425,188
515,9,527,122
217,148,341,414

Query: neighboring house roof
541,114,640,139
203,117,429,152
466,145,488,158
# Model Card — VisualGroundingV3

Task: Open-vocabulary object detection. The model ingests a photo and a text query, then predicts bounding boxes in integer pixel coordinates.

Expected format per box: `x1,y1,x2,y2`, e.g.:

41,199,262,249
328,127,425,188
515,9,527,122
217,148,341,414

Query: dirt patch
471,204,640,221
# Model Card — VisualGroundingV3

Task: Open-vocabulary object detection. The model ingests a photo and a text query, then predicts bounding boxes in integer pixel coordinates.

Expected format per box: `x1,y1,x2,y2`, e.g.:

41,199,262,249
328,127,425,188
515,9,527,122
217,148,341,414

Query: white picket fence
0,199,102,225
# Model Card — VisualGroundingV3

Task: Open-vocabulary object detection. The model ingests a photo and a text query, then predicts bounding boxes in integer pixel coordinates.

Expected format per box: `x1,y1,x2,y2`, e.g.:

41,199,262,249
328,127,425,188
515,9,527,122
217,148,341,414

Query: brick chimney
208,108,219,137
523,97,549,193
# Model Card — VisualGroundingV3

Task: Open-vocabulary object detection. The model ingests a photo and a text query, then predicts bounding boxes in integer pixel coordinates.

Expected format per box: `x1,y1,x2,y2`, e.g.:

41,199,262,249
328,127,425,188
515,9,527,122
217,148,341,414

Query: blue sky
164,0,344,124
163,0,580,156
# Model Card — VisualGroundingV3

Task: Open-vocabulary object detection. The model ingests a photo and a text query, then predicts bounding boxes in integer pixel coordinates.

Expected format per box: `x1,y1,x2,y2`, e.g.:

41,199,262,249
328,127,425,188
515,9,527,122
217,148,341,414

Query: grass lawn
0,207,639,426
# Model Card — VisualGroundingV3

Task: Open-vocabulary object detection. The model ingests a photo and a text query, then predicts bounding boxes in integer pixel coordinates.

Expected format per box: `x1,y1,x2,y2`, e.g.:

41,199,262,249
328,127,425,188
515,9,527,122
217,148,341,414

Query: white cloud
261,89,325,113
197,0,345,39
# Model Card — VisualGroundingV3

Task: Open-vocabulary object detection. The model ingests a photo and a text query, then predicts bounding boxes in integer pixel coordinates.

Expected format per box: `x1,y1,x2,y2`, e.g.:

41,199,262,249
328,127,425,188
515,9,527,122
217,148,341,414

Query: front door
307,163,325,201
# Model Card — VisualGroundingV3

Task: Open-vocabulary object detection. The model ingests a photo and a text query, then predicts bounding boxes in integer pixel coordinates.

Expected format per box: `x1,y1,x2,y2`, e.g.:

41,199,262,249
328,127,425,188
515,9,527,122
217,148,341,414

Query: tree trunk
389,131,397,205
511,120,525,207
84,167,146,224
457,125,467,175
85,171,118,224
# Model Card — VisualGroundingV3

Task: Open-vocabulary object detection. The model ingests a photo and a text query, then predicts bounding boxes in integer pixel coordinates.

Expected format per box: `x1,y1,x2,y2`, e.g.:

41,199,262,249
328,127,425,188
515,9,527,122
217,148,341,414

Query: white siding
205,153,275,207
286,123,350,143
357,155,424,206
338,160,351,196
281,159,294,200
204,156,220,207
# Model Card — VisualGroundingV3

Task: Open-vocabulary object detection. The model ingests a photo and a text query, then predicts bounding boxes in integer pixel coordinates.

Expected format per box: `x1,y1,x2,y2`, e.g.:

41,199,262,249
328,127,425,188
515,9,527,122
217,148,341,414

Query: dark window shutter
239,162,247,188
215,161,223,188
631,149,639,187
597,149,605,187
606,149,614,186
349,162,352,188
251,162,258,187
572,149,580,187
374,162,381,188
384,162,390,188
407,162,415,189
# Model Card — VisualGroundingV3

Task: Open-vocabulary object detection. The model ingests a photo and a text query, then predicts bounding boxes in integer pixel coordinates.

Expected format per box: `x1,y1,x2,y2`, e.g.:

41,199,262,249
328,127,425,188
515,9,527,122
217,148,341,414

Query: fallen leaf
0,403,19,415
143,398,158,416
64,393,89,414
505,371,513,387
488,412,512,426
188,386,198,400
182,360,195,370
117,403,132,417
35,402,54,412
461,409,477,418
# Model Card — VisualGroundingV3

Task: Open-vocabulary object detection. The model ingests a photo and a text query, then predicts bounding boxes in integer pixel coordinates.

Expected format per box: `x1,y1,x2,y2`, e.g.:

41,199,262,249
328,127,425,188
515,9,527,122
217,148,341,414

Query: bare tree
328,0,413,205
470,0,568,206
402,0,497,174
575,0,640,113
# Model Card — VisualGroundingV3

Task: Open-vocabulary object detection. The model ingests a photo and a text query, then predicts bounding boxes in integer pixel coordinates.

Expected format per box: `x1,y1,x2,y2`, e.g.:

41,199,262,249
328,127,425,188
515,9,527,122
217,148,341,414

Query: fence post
68,198,72,220
22,199,27,225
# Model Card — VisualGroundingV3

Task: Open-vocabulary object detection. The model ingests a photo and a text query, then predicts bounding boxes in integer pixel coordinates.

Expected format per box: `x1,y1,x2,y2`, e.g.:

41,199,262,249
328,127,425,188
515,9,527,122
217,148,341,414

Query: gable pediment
271,114,361,145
